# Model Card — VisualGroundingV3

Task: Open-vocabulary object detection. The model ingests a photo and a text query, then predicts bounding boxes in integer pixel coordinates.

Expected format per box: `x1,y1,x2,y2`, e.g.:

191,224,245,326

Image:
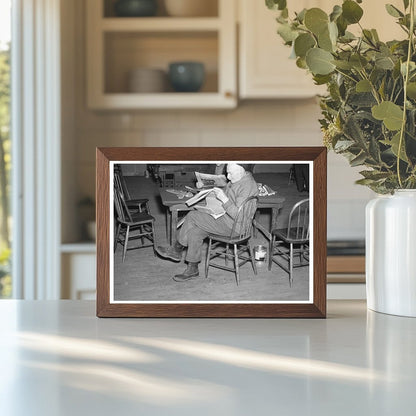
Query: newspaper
185,189,226,219
195,172,227,188
195,196,226,219
185,189,214,206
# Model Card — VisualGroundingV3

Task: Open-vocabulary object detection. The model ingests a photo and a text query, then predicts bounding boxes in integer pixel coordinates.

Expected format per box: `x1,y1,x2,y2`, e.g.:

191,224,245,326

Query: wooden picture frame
97,147,327,317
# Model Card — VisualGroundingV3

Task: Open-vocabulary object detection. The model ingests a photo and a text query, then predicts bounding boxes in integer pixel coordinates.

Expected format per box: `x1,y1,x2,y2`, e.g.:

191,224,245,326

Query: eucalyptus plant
266,0,416,193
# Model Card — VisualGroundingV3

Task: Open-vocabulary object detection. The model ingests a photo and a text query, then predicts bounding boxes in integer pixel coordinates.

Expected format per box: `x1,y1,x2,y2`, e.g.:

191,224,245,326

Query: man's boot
173,262,199,282
156,241,184,262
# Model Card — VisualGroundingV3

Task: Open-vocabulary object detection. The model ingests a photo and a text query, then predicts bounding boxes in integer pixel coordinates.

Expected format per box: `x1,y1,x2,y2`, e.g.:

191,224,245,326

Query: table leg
166,209,170,241
254,211,260,237
271,207,279,231
170,210,178,245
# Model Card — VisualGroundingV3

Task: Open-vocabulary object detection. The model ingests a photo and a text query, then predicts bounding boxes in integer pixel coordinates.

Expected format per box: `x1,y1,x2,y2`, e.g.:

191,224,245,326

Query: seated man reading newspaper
156,163,258,282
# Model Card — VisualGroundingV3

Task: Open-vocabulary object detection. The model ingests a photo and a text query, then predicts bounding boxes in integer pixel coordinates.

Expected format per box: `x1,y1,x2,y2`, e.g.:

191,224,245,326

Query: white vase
366,189,416,317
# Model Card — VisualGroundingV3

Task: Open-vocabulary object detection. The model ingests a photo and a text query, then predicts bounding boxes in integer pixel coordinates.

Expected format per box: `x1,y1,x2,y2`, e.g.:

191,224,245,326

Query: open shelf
101,17,221,31
103,0,219,18
86,0,236,109
104,31,218,94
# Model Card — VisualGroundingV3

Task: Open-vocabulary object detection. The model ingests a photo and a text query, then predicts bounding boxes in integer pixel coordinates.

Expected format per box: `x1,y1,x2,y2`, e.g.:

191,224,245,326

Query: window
0,0,11,298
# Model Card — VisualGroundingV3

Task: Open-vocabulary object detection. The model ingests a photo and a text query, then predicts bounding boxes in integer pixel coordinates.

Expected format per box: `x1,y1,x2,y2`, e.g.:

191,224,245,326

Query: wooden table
160,188,285,244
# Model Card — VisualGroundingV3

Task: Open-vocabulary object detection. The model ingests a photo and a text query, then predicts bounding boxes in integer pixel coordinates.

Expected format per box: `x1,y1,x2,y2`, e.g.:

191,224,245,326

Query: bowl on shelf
114,0,158,17
128,68,167,93
164,0,218,17
168,61,205,92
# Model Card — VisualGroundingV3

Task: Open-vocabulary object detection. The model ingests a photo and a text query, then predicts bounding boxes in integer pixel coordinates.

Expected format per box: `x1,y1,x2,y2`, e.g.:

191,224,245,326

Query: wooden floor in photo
113,172,310,302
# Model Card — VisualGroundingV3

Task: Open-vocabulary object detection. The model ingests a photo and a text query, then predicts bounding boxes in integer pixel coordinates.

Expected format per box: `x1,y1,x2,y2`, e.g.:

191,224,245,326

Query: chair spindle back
287,198,309,241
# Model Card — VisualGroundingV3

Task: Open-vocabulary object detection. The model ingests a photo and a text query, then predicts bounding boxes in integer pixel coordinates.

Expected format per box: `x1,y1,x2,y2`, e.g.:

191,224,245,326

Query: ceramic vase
366,189,416,317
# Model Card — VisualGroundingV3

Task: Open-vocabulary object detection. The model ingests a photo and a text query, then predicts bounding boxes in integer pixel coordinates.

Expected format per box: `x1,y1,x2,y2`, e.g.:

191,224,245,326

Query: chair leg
225,243,229,266
289,242,293,287
123,225,130,262
114,223,121,253
166,210,170,242
268,234,275,271
151,222,156,256
233,244,240,285
300,244,304,265
205,238,212,278
249,243,257,275
139,224,145,246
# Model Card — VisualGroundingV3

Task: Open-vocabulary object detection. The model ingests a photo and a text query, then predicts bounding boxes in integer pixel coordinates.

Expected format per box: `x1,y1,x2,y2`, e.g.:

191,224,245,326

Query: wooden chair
114,184,155,262
114,165,150,214
205,196,258,285
269,199,309,286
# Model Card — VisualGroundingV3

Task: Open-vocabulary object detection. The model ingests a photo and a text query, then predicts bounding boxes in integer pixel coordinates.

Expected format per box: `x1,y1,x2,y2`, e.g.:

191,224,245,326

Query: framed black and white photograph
96,147,327,317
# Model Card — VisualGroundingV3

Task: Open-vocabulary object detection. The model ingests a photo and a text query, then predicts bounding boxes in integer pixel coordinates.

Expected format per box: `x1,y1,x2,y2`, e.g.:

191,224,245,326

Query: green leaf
372,101,404,131
363,29,376,46
407,82,416,99
329,4,342,22
328,21,338,44
304,8,329,35
277,23,299,43
296,8,307,23
318,27,334,52
385,132,409,162
334,139,355,151
333,60,352,70
360,170,391,180
403,0,409,10
294,33,316,58
313,74,332,85
296,57,308,69
339,31,356,43
385,4,404,18
350,152,368,167
356,79,372,92
375,55,395,70
306,48,336,75
330,5,343,22
336,15,348,36
371,29,380,43
342,0,364,24
348,92,377,107
401,61,416,76
369,136,382,164
350,54,368,70
266,0,287,11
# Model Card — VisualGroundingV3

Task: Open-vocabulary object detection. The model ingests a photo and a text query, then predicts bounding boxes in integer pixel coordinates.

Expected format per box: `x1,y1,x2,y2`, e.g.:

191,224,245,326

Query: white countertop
0,300,415,415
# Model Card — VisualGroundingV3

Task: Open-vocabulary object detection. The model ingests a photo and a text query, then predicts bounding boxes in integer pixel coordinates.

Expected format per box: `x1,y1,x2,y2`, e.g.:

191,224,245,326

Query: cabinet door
239,0,404,99
239,0,326,99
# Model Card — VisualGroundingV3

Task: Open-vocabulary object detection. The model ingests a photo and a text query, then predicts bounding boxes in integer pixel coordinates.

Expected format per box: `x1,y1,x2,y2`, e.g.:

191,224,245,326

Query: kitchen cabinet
238,0,404,99
239,0,326,99
61,244,96,300
86,0,237,109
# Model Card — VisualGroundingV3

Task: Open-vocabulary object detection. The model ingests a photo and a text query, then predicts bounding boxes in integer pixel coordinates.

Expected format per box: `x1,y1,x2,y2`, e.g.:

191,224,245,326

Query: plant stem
358,69,381,104
334,68,358,84
397,0,415,188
